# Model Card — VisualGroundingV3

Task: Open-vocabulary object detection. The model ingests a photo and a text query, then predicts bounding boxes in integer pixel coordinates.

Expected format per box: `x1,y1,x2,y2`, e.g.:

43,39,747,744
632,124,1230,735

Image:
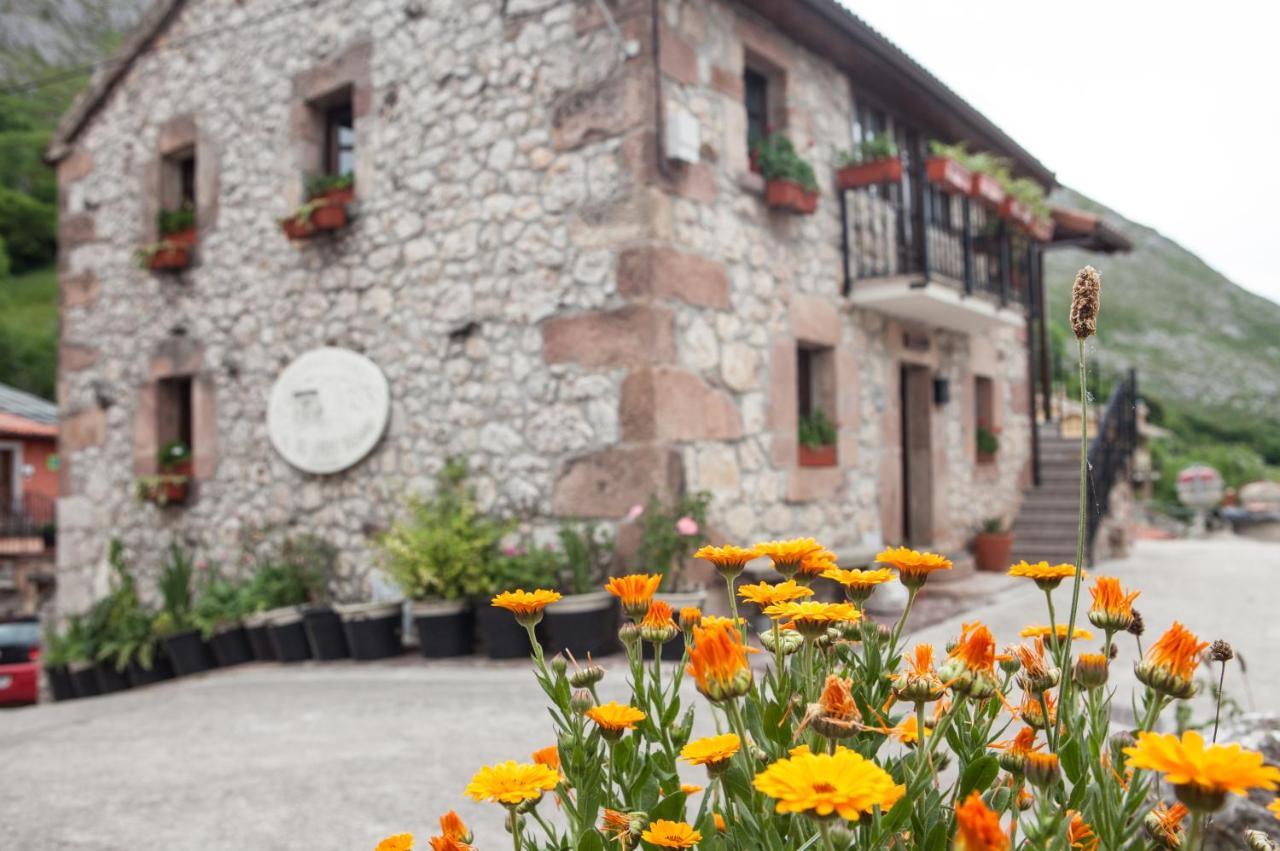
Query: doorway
899,365,933,545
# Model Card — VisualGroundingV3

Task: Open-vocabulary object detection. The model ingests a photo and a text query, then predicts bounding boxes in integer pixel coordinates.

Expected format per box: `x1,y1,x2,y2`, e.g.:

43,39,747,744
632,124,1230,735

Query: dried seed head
1246,830,1278,851
1070,265,1101,339
1127,608,1145,637
1210,640,1234,663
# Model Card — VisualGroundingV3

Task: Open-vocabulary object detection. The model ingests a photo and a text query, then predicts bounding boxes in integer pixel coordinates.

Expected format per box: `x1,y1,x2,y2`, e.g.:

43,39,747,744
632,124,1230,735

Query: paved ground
3,534,1276,850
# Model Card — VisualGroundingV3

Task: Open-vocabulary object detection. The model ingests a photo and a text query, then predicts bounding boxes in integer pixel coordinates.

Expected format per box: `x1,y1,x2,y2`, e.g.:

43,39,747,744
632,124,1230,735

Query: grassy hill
1045,189,1280,503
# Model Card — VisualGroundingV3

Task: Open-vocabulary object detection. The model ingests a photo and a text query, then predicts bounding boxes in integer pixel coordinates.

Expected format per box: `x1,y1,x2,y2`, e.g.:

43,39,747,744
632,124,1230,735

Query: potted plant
634,492,711,660
241,555,314,662
137,440,193,507
925,141,973,195
155,544,215,676
65,620,102,699
963,151,1007,208
378,460,506,659
194,575,254,668
753,132,819,214
136,205,197,272
477,542,560,659
270,534,348,662
336,599,405,661
976,421,1000,464
972,517,1014,573
541,522,618,659
42,618,85,701
280,173,354,240
836,133,901,190
86,541,161,694
798,409,838,467
999,176,1047,231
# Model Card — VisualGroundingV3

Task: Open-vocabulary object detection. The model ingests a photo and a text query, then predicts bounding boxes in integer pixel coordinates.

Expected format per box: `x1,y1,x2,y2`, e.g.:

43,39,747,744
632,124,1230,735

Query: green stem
889,586,920,658
606,740,619,810
1036,690,1057,752
510,805,522,851
1043,589,1062,661
1055,337,1090,725
530,807,556,842
1187,811,1206,851
1211,662,1227,743
818,819,836,851
914,701,930,775
725,573,743,636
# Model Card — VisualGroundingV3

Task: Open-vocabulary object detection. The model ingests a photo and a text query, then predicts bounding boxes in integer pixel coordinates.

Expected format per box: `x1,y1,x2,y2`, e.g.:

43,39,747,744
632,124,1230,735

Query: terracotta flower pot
999,197,1034,228
798,444,838,468
161,478,190,505
281,216,317,240
319,186,355,206
1027,217,1054,242
970,173,1005,208
836,157,902,190
972,531,1014,573
925,156,972,195
765,180,819,215
311,201,348,231
977,451,997,465
165,227,198,247
147,244,191,271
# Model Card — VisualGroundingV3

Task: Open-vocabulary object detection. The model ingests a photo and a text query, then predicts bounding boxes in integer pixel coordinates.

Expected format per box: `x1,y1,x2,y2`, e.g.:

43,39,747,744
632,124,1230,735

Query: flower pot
411,600,474,658
970,173,1005,208
977,451,997,465
147,244,191,271
798,443,838,468
543,591,620,659
281,216,317,240
337,601,405,661
67,660,101,698
243,612,278,661
303,606,350,661
46,665,77,701
165,628,216,676
972,531,1014,573
265,607,312,663
999,197,1034,228
475,602,543,660
319,186,355,206
311,202,348,232
765,179,819,215
925,156,972,195
1027,217,1054,242
94,662,130,695
643,589,707,661
210,624,254,667
165,227,197,247
836,157,902,190
125,655,175,688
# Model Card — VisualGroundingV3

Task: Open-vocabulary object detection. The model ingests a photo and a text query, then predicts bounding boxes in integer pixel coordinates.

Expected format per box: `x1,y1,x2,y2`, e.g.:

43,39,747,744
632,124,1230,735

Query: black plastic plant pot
303,606,350,661
475,603,543,660
68,662,101,699
337,602,404,661
46,665,77,701
125,656,175,689
411,601,473,658
641,637,687,662
244,621,277,662
543,592,620,659
210,625,254,667
166,629,216,676
267,609,312,663
94,663,130,694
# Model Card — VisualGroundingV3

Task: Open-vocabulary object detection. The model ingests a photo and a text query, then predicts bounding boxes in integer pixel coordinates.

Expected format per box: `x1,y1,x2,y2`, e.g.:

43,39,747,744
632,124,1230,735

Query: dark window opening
797,345,837,466
797,348,815,421
744,67,770,166
157,376,195,466
177,154,197,207
324,99,355,177
975,375,996,463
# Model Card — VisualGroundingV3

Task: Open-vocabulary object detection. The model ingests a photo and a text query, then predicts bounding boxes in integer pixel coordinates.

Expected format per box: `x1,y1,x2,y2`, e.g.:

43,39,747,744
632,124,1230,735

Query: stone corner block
620,367,742,442
542,305,675,368
551,444,684,518
618,246,730,310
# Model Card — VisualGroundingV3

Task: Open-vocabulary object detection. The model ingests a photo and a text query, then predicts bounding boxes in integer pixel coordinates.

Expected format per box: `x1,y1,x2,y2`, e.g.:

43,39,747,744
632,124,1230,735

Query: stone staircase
1012,426,1085,565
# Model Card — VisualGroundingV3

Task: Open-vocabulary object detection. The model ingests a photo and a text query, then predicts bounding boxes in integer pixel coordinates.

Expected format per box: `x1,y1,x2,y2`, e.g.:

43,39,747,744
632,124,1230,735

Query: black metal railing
0,492,56,546
1085,369,1139,561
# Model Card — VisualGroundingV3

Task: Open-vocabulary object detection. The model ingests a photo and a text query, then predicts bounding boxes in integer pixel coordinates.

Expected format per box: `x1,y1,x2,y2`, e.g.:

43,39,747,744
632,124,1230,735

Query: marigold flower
1088,576,1140,632
763,600,861,638
1007,560,1084,590
1020,624,1094,642
680,784,702,795
1025,752,1061,787
1074,652,1110,689
531,745,560,774
640,600,679,644
490,589,562,626
687,620,756,701
427,836,469,851
876,546,952,589
798,674,861,740
699,615,747,630
1014,638,1060,693
600,809,636,843
713,813,726,832
990,726,1041,774
678,606,702,630
954,791,1008,850
882,713,930,746
1136,622,1209,699
738,578,814,609
1143,802,1189,849
939,622,1003,699
680,733,741,771
585,702,646,739
464,760,560,806
605,574,663,619
377,834,414,851
438,811,470,842
1123,730,1280,811
797,547,839,582
640,820,702,848
754,538,826,578
893,644,947,703
1068,811,1099,851
694,544,759,579
1271,798,1280,820
1019,690,1056,731
822,566,895,602
753,745,905,821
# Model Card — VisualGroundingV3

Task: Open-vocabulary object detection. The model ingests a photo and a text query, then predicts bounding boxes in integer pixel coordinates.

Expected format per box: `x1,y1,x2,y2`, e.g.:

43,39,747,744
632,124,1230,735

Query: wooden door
900,366,933,545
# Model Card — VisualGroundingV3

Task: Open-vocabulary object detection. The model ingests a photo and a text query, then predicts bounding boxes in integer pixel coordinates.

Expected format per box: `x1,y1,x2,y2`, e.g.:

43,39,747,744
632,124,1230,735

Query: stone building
47,0,1121,607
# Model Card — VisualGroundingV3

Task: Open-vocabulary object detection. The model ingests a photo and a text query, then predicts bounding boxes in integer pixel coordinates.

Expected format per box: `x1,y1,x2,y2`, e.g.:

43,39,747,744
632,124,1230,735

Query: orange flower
641,600,676,628
1270,798,1280,820
738,579,814,609
531,745,560,773
1020,624,1094,642
713,813,726,832
948,622,999,675
752,744,905,821
438,812,470,842
1136,622,1209,699
605,574,662,619
876,546,952,588
1019,690,1056,731
1088,575,1140,631
687,619,756,702
1007,560,1084,590
753,538,826,578
763,600,861,638
1123,730,1280,809
585,702,646,738
954,791,1008,851
377,835,414,851
797,547,839,579
1143,802,1189,847
1014,637,1060,692
464,761,560,805
600,809,634,843
678,606,702,630
694,544,759,579
822,566,895,602
490,589,562,626
892,643,946,703
640,820,702,848
680,733,741,769
1024,752,1061,787
679,784,702,795
881,713,930,746
1068,811,1099,851
990,727,1042,774
428,836,469,851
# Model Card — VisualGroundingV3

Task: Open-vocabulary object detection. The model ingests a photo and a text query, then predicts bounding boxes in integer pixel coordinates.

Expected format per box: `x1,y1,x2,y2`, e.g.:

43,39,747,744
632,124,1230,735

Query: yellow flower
1088,575,1140,631
376,834,414,851
680,784,702,795
876,546,952,588
753,538,826,578
639,820,702,848
1271,798,1280,820
604,574,663,619
694,544,759,579
687,620,756,701
699,615,747,629
822,566,894,602
753,745,904,821
713,813,726,832
1135,622,1209,699
490,589,562,626
1007,560,1084,590
797,547,839,580
738,578,814,609
954,791,1008,850
464,761,560,806
1020,624,1094,642
1123,730,1280,810
680,733,741,768
678,606,702,630
882,714,930,746
585,701,646,738
763,600,861,638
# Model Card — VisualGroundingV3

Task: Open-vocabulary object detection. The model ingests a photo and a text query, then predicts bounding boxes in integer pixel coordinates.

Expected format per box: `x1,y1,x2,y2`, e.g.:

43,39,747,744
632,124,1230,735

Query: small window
797,345,837,467
975,376,997,463
744,67,770,159
157,376,195,467
323,99,355,177
159,147,197,235
177,154,197,207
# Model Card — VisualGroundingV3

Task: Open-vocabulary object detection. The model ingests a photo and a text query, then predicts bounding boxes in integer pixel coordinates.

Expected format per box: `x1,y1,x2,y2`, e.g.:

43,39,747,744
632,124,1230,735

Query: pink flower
625,504,644,523
675,516,699,536
503,545,521,557
195,559,208,571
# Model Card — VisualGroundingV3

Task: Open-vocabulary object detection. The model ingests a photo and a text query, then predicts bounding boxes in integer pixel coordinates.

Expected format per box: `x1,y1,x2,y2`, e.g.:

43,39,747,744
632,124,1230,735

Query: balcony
0,493,55,556
838,158,1041,334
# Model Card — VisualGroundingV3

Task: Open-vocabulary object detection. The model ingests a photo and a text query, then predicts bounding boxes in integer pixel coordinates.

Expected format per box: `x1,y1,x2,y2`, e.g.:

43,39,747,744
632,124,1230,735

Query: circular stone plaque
267,347,390,475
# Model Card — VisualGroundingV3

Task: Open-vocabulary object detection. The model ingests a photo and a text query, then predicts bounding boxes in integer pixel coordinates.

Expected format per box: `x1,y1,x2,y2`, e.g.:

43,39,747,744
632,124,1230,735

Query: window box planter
209,624,254,667
977,450,997,465
303,605,350,661
798,443,838,468
336,601,405,661
67,660,101,698
972,530,1014,573
542,591,620,659
45,665,77,701
765,179,819,214
138,226,197,272
925,156,973,195
265,606,312,663
476,600,545,660
165,628,216,676
281,181,355,240
242,611,278,661
836,157,903,190
1027,217,1054,243
970,173,1006,208
410,599,474,658
999,197,1035,229
136,474,191,507
125,655,175,688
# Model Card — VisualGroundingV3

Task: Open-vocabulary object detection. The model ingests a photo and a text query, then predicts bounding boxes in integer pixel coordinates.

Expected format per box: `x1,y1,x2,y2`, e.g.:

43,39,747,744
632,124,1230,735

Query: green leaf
958,756,999,799
576,831,605,851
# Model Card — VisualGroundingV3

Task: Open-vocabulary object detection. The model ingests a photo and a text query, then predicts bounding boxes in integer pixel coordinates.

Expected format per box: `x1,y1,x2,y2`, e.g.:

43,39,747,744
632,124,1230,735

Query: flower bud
1088,606,1133,633
997,750,1027,775
570,663,605,688
570,689,594,714
760,627,802,656
550,655,568,676
1024,752,1060,788
1017,664,1060,694
999,654,1022,675
1074,653,1109,689
678,607,702,631
1246,831,1279,851
640,622,679,645
618,622,641,653
1135,659,1198,700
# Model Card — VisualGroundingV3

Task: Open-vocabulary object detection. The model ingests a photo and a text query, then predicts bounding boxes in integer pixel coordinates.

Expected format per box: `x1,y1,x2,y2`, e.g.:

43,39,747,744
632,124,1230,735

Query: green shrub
91,540,162,672
241,559,315,612
304,172,355,200
798,409,837,449
976,424,1000,455
157,205,196,236
154,543,197,635
158,440,192,471
558,522,614,595
752,133,818,192
636,491,711,593
487,541,563,595
193,576,250,638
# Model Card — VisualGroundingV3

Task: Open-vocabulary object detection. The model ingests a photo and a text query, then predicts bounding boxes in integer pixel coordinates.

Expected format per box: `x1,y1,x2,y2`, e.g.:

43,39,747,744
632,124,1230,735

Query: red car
0,617,40,706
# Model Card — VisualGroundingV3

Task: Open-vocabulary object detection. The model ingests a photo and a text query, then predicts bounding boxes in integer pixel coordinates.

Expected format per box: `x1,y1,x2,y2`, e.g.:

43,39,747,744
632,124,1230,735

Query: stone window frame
142,114,220,248
133,338,218,489
795,343,838,466
734,16,792,190
973,374,997,465
288,41,372,207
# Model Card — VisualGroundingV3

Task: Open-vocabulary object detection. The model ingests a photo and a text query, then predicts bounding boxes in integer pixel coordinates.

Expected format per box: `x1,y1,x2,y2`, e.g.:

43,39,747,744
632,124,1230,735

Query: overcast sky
842,1,1280,305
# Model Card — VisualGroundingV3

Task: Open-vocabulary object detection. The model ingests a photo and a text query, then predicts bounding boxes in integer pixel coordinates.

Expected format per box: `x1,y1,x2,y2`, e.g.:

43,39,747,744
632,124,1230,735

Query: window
975,376,996,463
744,67,770,159
157,376,195,465
323,98,355,177
178,154,197,207
159,146,197,224
797,345,837,467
